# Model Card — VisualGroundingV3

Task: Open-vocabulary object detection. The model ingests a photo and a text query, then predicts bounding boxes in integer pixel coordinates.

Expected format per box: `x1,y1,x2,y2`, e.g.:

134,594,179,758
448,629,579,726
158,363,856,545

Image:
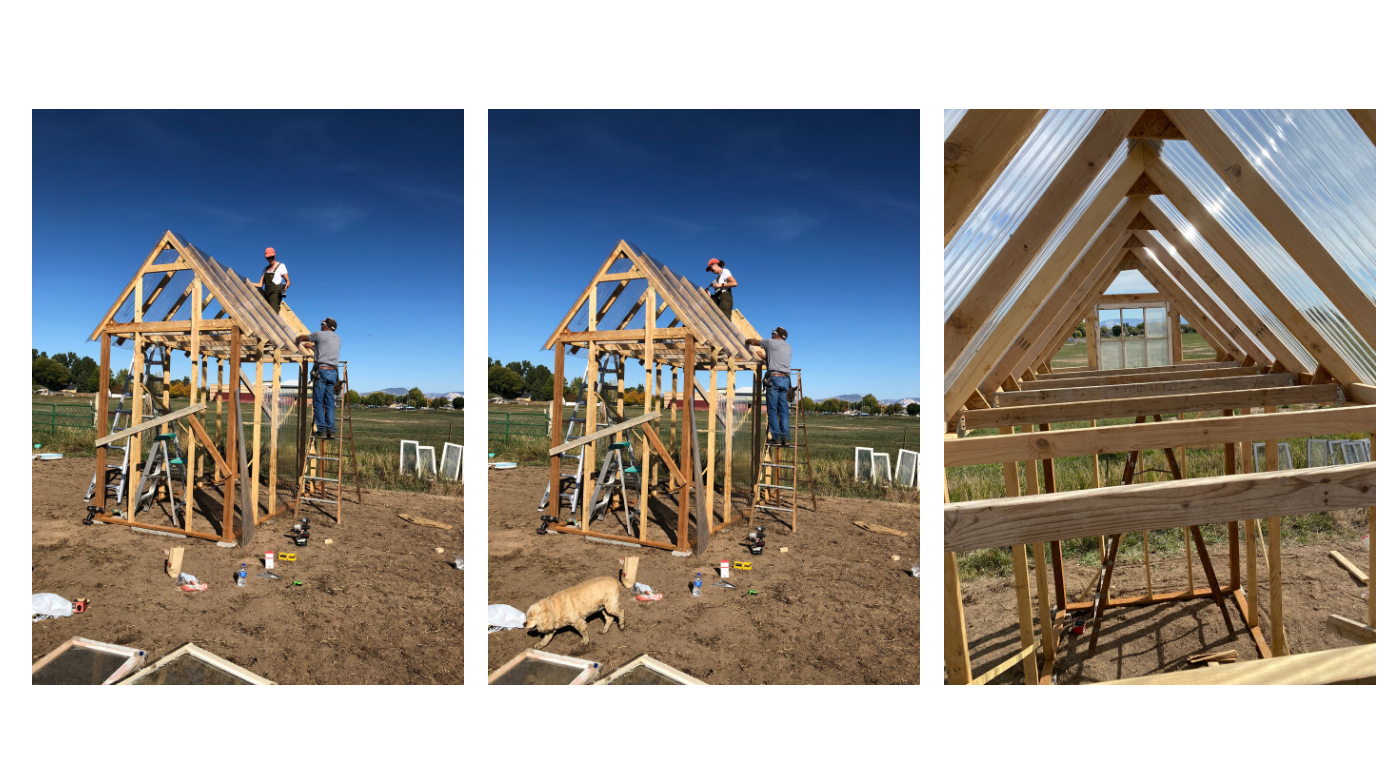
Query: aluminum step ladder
538,354,615,515
587,441,640,535
133,432,187,527
85,350,153,504
292,362,361,524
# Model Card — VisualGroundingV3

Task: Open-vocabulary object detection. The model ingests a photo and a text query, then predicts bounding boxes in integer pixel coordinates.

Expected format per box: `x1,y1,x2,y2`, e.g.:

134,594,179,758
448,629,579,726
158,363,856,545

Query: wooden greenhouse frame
88,230,317,546
540,240,776,555
943,110,1377,685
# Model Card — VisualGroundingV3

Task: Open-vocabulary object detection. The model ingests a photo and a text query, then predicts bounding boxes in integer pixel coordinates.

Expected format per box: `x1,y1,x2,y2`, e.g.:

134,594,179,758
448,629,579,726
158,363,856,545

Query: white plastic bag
487,603,526,633
32,593,73,621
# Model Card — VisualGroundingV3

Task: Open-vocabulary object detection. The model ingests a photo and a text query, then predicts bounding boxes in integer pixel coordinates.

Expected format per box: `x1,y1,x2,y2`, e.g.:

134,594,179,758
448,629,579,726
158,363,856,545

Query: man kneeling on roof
296,317,341,440
251,247,291,314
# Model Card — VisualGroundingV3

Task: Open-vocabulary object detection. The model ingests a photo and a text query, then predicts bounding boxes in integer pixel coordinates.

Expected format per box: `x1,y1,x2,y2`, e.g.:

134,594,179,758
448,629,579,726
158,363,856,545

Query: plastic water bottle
237,563,247,587
693,573,702,597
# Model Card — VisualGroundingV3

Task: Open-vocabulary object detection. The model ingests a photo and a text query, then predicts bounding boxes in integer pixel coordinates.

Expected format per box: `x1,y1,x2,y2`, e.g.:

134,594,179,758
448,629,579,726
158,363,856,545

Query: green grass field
1052,331,1216,369
489,405,921,500
33,394,463,494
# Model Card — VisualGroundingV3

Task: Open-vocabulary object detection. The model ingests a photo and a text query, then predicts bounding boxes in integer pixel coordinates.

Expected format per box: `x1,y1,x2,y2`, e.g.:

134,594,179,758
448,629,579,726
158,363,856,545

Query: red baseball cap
706,258,722,271
265,247,276,258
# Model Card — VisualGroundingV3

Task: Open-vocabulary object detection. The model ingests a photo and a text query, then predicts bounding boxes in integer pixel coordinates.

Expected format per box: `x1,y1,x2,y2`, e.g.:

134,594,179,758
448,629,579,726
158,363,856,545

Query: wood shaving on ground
1188,649,1238,664
398,512,453,531
854,521,909,537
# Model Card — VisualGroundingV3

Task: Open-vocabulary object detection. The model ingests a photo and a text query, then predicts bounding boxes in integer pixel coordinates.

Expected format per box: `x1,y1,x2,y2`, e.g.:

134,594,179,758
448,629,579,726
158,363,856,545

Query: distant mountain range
364,388,464,400
829,394,918,406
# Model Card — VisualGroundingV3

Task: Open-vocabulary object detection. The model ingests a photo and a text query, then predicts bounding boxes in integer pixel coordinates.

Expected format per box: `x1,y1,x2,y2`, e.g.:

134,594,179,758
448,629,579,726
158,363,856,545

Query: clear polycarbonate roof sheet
567,255,633,333
1142,231,1272,362
1158,142,1373,379
944,109,1103,321
1208,109,1376,300
943,109,967,140
1149,194,1317,372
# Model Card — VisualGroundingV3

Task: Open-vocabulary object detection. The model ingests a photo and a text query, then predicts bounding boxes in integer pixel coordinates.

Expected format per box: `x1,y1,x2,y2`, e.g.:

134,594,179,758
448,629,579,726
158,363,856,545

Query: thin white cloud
747,210,818,241
293,205,366,235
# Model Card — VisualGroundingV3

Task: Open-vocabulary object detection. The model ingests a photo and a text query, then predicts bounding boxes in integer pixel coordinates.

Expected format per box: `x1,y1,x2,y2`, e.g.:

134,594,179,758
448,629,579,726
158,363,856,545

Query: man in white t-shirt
251,247,291,314
705,258,737,319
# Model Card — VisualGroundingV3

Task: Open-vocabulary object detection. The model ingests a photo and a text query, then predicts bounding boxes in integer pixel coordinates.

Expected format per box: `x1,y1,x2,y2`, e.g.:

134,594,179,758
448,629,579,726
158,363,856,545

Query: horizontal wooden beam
95,403,207,448
558,328,686,343
961,384,1345,431
944,462,1375,553
1096,293,1166,306
946,405,1373,468
597,271,643,282
1034,360,1239,381
550,411,659,456
995,373,1294,408
1021,366,1259,391
1095,643,1375,685
1348,384,1376,404
1325,614,1376,645
1064,586,1232,612
102,320,238,335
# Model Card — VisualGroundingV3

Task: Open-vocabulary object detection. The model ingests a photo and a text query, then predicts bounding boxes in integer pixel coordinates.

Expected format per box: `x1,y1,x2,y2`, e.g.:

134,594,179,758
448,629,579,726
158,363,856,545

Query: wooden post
187,279,201,518
615,355,625,443
222,326,241,543
128,336,145,518
1243,430,1259,628
268,357,282,516
1000,424,1038,684
583,341,597,533
640,294,654,539
944,551,972,684
1371,432,1376,628
1090,419,1101,488
216,358,224,441
677,333,695,553
653,364,662,488
1264,406,1285,655
1032,539,1055,676
1169,306,1183,364
723,367,736,525
160,348,171,436
95,333,111,512
1225,412,1240,589
1086,312,1098,369
250,358,264,524
548,344,565,520
707,363,718,523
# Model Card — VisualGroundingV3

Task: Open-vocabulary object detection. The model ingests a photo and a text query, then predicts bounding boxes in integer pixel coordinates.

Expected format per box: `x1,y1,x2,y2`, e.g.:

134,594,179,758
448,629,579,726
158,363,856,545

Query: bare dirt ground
488,467,919,684
957,529,1372,684
32,457,463,684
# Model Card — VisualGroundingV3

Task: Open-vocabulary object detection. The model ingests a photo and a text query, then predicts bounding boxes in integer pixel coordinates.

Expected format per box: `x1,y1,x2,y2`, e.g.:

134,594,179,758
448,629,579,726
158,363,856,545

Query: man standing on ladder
251,247,291,313
296,317,341,439
746,327,792,446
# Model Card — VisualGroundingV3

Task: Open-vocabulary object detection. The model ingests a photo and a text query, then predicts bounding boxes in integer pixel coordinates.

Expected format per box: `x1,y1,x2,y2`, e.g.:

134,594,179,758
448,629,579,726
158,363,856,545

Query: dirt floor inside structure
32,457,463,684
955,525,1373,684
488,467,919,684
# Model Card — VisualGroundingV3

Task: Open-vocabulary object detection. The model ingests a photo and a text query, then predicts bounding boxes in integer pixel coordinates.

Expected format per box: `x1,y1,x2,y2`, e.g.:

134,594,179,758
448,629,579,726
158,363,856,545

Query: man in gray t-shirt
296,318,342,438
746,327,793,445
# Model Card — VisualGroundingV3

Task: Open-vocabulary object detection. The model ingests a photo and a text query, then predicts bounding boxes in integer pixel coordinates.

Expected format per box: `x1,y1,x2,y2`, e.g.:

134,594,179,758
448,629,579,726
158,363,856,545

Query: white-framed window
1096,303,1171,370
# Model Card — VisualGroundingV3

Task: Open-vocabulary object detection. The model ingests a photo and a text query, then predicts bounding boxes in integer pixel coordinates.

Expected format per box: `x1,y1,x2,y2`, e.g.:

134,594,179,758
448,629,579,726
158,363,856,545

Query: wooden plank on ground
1325,614,1376,644
943,463,1377,553
1096,644,1375,685
398,513,453,531
1329,550,1370,583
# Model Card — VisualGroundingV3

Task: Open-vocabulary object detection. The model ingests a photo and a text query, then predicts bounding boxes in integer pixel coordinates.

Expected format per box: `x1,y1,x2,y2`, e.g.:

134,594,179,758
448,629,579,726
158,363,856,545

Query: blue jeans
313,367,337,432
766,374,792,443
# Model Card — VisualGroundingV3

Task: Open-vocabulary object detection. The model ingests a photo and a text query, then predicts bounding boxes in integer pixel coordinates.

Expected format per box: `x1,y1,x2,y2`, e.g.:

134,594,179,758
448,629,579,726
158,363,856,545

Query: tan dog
525,576,626,648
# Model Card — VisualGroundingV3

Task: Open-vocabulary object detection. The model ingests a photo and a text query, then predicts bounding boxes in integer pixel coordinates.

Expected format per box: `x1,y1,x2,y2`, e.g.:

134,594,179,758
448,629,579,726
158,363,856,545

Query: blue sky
32,110,464,394
488,110,920,401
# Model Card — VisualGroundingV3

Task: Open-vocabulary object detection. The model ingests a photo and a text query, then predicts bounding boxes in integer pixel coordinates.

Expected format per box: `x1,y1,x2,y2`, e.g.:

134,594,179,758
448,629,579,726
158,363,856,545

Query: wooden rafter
944,109,1048,246
1163,109,1376,350
943,153,1144,421
1142,153,1365,386
944,110,1145,373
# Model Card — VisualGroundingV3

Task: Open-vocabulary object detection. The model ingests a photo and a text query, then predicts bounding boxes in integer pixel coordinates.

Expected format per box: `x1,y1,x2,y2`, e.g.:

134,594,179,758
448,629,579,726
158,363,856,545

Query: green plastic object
610,442,630,450
623,466,639,474
155,434,176,441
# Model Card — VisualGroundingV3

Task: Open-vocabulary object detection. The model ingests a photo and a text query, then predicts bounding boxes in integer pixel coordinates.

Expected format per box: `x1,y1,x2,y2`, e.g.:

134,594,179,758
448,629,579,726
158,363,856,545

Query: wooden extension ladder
750,368,816,531
293,361,361,524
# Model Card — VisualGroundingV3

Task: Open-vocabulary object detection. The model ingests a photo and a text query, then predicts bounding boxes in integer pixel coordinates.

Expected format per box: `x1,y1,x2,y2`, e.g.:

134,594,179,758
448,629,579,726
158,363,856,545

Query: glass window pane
1100,340,1124,369
1146,307,1167,338
1148,339,1170,367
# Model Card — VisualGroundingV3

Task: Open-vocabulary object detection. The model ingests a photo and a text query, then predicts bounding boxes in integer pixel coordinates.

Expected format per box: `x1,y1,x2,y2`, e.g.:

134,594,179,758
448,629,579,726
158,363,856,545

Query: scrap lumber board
1325,614,1376,644
1096,644,1375,685
1329,550,1370,583
398,513,453,531
550,411,660,456
95,403,207,447
854,521,909,537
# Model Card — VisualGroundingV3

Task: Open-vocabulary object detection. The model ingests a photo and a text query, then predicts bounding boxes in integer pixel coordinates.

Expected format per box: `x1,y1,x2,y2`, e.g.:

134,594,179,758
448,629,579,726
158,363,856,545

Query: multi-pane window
1097,304,1171,369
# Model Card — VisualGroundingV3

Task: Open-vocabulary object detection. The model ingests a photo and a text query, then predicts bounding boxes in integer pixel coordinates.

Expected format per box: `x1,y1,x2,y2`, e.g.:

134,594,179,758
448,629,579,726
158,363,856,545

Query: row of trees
360,387,462,409
802,394,919,416
32,349,103,391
